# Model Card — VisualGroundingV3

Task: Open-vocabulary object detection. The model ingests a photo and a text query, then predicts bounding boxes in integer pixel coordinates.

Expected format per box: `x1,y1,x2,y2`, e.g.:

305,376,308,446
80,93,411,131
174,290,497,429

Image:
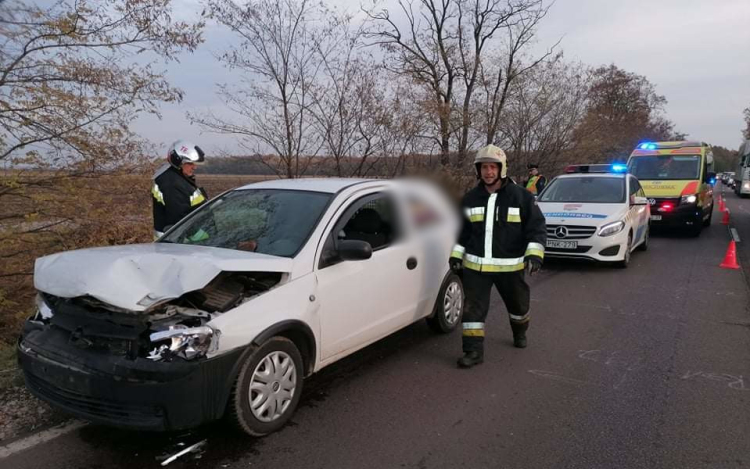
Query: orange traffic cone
720,240,740,269
722,209,730,225
719,196,726,212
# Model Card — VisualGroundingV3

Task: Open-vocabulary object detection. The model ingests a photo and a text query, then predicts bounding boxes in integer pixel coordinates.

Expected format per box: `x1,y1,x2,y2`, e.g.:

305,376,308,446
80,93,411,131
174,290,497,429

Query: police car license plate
546,240,577,249
650,215,662,221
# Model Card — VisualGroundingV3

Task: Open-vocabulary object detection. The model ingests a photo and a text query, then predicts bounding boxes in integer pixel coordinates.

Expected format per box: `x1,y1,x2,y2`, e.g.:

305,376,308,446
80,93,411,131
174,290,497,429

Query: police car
536,164,650,268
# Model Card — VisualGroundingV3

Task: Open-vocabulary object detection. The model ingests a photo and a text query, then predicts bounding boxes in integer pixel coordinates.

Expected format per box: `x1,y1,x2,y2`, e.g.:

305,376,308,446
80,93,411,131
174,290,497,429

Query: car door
315,191,423,362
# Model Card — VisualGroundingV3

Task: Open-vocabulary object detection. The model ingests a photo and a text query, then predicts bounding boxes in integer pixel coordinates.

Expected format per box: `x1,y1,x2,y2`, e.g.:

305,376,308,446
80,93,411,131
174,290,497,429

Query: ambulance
627,141,716,236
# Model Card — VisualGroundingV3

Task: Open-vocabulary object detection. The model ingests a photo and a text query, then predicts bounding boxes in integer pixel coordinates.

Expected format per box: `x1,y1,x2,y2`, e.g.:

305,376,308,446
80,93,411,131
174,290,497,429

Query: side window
319,193,400,269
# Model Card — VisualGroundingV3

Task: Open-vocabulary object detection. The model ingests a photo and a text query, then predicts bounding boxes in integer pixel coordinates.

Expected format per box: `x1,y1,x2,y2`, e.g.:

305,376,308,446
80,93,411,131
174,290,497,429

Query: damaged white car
18,178,463,436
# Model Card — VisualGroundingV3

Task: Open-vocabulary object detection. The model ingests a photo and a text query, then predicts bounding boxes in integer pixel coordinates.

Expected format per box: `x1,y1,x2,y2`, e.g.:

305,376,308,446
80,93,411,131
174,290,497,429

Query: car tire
689,221,703,237
637,225,649,251
229,337,304,437
616,233,632,268
426,273,464,333
703,206,713,227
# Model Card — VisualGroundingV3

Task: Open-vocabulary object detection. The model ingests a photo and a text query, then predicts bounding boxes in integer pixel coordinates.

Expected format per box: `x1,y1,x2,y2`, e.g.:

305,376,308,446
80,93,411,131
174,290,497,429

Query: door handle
406,257,418,270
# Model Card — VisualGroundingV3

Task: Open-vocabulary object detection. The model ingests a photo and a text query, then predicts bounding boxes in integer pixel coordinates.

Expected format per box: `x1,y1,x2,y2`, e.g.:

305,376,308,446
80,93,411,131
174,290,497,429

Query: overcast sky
131,0,750,156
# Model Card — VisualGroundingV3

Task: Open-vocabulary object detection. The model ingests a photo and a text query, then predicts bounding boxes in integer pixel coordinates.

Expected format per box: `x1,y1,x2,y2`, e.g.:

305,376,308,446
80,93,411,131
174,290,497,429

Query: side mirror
338,240,373,261
633,196,648,206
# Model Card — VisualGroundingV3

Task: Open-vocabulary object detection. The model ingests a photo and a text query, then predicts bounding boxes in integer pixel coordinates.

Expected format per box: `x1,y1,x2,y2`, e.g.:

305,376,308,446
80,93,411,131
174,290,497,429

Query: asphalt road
4,194,750,469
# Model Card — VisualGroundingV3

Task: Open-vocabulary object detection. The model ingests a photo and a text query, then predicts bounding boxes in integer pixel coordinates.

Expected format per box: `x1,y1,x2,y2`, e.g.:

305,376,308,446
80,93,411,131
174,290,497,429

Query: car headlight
148,325,219,361
34,293,53,321
598,221,625,237
680,194,697,205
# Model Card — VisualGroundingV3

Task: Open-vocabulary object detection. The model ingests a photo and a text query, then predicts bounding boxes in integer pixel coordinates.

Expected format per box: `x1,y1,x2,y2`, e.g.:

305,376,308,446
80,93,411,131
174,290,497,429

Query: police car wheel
427,273,464,333
703,207,713,227
616,233,632,269
229,337,304,436
637,225,649,251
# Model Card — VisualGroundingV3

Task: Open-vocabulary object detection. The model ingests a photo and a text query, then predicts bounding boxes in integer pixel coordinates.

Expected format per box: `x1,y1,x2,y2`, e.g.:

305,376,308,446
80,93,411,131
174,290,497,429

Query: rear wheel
229,337,304,437
426,273,464,333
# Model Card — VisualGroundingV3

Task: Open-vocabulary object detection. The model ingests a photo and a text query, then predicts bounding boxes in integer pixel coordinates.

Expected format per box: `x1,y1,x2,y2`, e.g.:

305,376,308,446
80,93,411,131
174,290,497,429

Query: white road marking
0,420,87,459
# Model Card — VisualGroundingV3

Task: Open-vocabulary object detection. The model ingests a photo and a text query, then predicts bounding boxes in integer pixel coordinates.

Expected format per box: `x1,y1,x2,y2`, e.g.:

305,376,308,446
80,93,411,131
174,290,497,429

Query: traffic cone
719,196,726,212
722,209,730,225
720,240,740,269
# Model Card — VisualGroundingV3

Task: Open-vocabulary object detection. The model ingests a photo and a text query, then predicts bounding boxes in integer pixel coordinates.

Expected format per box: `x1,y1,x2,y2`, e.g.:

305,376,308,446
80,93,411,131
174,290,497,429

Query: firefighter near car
152,140,209,239
450,145,547,368
524,164,547,195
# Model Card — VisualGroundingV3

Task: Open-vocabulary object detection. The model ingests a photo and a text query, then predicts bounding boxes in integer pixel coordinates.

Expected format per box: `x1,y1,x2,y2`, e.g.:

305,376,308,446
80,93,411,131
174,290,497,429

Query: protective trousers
461,268,530,352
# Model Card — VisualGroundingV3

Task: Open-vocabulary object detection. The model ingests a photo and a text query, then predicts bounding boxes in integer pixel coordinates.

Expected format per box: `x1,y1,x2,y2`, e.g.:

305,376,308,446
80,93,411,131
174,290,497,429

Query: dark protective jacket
451,179,547,273
151,164,207,232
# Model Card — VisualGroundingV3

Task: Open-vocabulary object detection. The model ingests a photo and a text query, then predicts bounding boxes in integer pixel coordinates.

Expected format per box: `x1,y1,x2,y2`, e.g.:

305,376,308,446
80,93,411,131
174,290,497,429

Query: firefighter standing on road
450,145,547,368
524,164,546,195
152,140,208,239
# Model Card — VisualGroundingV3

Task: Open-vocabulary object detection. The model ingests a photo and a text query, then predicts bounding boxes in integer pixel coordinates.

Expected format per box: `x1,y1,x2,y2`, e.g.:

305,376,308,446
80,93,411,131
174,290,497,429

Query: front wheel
637,225,649,251
426,273,464,333
703,206,713,227
616,233,632,269
229,337,304,437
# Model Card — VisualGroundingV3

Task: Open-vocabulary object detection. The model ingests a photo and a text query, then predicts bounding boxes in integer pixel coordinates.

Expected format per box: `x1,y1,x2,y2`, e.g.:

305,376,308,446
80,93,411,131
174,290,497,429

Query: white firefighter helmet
167,140,205,168
474,145,508,179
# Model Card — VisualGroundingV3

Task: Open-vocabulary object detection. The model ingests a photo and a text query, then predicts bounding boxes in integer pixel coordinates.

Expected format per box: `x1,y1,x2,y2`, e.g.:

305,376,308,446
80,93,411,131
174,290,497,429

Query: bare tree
498,58,589,177
743,106,750,141
196,0,333,178
364,0,552,166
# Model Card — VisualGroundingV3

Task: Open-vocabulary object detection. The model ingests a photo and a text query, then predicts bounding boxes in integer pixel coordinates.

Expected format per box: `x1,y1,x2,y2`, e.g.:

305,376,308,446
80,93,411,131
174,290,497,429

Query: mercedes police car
536,164,650,268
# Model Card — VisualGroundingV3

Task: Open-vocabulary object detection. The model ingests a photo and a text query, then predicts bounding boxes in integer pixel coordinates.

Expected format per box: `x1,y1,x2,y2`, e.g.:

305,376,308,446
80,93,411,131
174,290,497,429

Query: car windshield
539,177,625,203
628,155,701,180
161,189,332,257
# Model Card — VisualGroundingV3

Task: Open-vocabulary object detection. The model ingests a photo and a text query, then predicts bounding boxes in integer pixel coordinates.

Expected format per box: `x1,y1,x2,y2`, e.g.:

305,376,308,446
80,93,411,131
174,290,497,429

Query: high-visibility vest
526,175,541,194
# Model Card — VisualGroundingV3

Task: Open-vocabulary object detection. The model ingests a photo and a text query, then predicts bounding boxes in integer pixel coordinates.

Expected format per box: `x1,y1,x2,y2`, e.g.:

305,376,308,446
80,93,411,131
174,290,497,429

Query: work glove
525,257,542,276
449,258,463,272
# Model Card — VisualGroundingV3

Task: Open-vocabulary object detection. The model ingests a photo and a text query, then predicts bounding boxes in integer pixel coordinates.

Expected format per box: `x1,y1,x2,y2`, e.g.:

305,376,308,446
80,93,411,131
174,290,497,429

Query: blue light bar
611,164,627,173
638,142,657,150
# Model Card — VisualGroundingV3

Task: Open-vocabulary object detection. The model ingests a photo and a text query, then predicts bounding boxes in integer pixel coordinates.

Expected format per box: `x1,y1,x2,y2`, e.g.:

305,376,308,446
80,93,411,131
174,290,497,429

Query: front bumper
17,321,245,431
545,228,630,263
648,198,705,228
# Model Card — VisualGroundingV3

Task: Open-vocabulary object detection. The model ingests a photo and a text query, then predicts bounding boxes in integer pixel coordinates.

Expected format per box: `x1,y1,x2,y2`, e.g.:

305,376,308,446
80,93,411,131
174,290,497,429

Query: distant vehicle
722,172,735,185
628,141,716,237
734,140,750,197
536,164,650,268
18,178,464,436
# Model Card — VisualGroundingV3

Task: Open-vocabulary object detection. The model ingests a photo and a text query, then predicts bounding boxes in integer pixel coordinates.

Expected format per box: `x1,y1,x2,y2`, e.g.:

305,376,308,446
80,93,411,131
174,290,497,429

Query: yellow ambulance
627,141,716,236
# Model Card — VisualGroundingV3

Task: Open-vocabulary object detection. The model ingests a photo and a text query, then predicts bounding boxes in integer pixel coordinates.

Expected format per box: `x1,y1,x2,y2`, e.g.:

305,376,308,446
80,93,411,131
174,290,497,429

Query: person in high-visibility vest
524,164,546,195
152,140,208,239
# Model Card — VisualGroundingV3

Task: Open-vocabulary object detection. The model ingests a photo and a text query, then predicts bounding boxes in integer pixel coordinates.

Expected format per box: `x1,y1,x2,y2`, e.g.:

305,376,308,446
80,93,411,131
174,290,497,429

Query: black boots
457,351,484,368
510,321,529,348
513,333,527,348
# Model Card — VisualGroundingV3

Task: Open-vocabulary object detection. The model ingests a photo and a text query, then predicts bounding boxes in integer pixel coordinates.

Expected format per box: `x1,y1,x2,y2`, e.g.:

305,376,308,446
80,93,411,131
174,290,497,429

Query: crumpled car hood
34,243,293,312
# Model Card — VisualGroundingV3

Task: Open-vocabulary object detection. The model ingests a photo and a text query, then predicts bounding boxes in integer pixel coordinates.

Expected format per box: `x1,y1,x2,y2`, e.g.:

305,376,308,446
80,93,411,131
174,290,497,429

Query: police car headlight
598,221,625,237
147,326,219,361
680,195,697,205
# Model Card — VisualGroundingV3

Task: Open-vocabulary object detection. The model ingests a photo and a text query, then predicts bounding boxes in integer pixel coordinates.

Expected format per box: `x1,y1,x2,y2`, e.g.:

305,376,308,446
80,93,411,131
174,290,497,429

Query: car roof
554,172,629,179
236,177,379,194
